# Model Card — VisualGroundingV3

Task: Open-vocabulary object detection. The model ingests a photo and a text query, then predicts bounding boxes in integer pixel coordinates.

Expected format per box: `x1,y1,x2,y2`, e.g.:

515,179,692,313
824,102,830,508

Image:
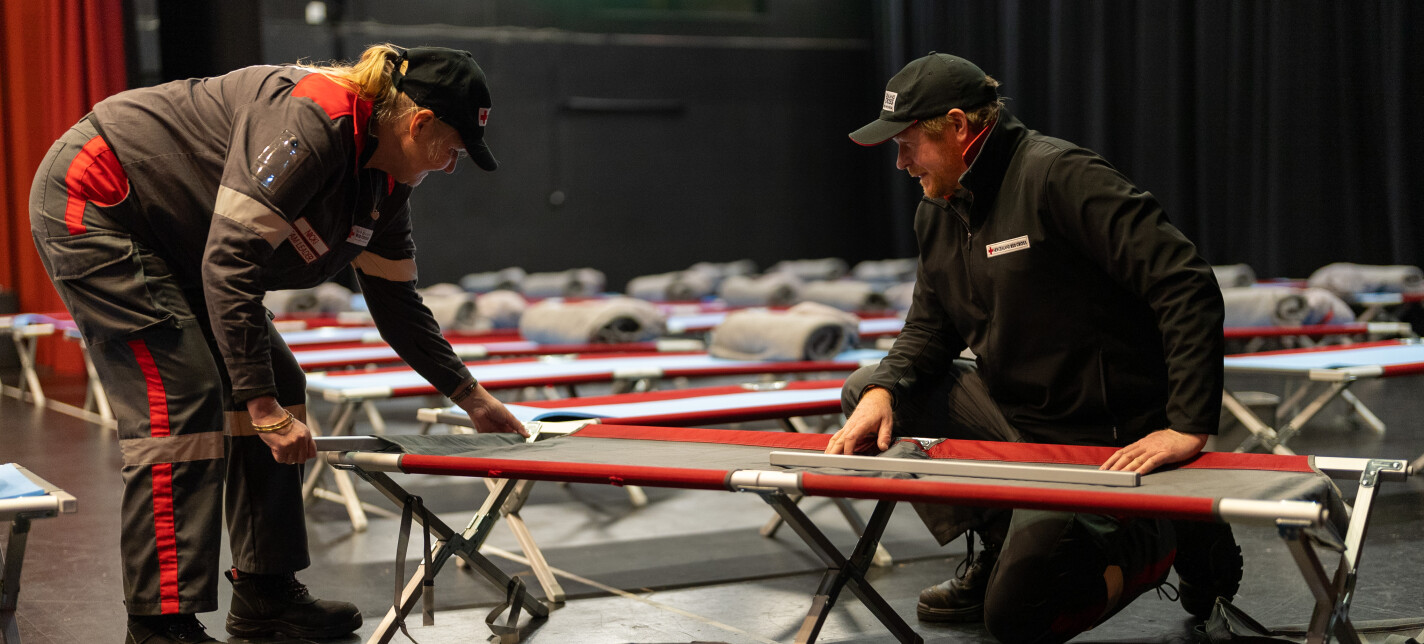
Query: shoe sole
225,614,362,639
916,602,982,623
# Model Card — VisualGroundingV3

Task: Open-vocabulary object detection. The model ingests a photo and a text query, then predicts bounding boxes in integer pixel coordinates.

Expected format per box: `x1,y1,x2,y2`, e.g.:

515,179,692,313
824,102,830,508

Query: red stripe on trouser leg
129,339,182,613
129,340,171,437
150,462,182,613
62,135,130,235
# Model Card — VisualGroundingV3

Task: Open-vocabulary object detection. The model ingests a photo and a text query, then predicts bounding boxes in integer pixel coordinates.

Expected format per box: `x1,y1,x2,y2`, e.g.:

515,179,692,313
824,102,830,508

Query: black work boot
917,535,1000,623
224,568,361,639
125,614,222,643
1172,520,1244,620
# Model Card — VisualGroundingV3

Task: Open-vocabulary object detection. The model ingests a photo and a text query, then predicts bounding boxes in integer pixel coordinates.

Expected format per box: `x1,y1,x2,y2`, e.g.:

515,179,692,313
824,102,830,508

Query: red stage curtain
1,0,126,375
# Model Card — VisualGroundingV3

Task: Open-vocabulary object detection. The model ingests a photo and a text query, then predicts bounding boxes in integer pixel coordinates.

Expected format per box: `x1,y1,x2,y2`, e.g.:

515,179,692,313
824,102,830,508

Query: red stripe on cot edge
576,424,832,450
63,135,130,234
1380,361,1424,377
518,379,844,409
924,439,1312,473
151,462,183,613
1222,324,1371,339
798,472,1219,522
397,454,729,490
613,401,844,427
1227,339,1408,357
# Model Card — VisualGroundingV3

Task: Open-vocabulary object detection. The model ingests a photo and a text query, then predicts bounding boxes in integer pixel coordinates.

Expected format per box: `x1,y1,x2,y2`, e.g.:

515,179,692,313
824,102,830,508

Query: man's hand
1100,428,1208,475
458,383,529,437
826,387,894,455
248,396,317,464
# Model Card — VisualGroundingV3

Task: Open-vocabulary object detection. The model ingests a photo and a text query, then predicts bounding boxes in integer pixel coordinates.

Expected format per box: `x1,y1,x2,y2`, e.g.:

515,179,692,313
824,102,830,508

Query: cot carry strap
485,576,529,643
394,494,435,642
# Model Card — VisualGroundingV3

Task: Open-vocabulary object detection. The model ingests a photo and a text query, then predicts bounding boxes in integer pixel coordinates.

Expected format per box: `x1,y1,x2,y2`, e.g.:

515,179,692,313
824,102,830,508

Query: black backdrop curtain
871,0,1422,279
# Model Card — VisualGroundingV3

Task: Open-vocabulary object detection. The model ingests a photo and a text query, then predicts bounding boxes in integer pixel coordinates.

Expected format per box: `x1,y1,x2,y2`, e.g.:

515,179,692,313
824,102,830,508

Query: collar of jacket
955,109,1029,216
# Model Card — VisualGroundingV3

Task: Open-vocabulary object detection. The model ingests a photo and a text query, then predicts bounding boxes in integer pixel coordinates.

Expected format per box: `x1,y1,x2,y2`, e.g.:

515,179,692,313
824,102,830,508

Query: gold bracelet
449,380,479,405
251,409,295,433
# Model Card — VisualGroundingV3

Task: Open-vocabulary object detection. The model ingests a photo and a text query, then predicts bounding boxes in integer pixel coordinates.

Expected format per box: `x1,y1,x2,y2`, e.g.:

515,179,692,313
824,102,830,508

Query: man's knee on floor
840,364,879,416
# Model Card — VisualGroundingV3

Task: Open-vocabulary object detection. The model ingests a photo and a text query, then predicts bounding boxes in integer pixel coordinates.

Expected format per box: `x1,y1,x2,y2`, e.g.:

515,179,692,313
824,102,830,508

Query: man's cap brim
468,139,498,171
849,118,916,147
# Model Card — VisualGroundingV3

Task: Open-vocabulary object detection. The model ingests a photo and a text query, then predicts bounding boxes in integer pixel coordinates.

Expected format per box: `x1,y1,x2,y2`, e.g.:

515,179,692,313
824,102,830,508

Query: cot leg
80,341,114,424
486,479,566,603
303,401,392,530
761,495,920,644
830,498,893,567
347,470,547,644
1,516,32,644
12,335,44,406
1339,389,1386,433
362,400,387,435
1272,381,1352,451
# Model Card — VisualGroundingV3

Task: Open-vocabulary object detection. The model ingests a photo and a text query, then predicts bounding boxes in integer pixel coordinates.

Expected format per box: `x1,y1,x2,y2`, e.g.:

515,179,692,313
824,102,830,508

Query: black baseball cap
849,52,999,146
392,46,499,171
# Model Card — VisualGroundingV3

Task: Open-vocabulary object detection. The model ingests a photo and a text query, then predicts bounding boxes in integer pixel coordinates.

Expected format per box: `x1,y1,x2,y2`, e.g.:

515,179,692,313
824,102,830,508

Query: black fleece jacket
865,110,1224,447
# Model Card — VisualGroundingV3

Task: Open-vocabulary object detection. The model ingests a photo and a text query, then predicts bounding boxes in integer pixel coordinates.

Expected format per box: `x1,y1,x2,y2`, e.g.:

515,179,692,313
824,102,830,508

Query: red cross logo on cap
479,107,489,127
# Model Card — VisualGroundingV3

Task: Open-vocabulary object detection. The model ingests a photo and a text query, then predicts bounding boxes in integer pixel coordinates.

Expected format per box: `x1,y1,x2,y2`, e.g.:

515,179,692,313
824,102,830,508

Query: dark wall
251,0,887,290
876,0,1424,279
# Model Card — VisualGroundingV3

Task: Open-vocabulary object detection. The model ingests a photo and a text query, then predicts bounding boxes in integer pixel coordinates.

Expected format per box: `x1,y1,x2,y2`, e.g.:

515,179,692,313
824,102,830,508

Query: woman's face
390,111,464,187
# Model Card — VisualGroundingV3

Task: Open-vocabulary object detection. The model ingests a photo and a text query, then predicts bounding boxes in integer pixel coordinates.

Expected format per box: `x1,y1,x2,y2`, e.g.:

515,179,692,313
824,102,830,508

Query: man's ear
947,109,971,144
407,108,437,138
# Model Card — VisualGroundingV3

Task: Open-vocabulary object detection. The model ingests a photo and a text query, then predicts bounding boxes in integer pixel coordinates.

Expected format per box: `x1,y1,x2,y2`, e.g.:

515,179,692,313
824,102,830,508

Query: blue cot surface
0,464,45,499
1223,342,1424,372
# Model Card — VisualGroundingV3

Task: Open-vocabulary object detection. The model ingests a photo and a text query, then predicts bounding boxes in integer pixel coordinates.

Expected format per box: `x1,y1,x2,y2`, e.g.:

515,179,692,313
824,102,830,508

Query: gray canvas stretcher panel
368,432,1345,530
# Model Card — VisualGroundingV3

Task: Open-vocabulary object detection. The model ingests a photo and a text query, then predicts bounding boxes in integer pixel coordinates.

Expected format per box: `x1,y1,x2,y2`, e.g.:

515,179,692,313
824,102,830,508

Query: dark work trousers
29,116,311,616
842,364,1176,643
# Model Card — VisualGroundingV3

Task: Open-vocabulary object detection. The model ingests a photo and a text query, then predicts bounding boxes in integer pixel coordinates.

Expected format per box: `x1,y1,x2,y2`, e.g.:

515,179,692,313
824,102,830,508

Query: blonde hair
918,75,1004,136
301,43,418,127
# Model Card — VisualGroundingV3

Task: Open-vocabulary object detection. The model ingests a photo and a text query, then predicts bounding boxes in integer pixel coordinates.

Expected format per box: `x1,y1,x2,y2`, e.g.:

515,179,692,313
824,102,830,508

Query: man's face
892,122,967,199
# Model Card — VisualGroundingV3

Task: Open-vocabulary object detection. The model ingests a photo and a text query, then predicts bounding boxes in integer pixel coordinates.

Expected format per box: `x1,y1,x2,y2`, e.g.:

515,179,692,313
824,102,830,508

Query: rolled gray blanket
884,281,916,311
475,290,527,330
1307,262,1424,297
708,305,854,361
519,296,665,344
626,270,716,302
522,268,607,298
264,286,324,315
1212,264,1257,288
718,273,804,307
460,267,526,294
1299,287,1355,325
420,283,479,330
686,260,757,289
768,257,849,281
1221,287,1310,327
852,257,918,285
801,280,891,312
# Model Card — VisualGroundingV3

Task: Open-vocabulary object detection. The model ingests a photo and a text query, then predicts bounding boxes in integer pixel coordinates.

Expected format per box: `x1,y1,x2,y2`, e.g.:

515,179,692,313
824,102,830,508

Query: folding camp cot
0,315,59,407
1221,339,1424,462
1350,292,1424,323
1,464,77,644
1223,321,1415,352
316,426,1411,644
292,337,707,372
304,350,885,530
665,312,905,339
413,379,882,602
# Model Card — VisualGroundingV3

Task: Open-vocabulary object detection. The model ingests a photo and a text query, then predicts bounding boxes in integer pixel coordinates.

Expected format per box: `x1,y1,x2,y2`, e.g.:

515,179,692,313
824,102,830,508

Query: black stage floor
3,371,1423,643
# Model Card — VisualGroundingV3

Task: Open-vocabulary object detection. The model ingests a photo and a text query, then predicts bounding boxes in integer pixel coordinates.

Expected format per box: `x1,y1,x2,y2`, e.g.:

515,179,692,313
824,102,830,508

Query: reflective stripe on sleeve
352,251,418,282
120,431,225,467
214,186,293,248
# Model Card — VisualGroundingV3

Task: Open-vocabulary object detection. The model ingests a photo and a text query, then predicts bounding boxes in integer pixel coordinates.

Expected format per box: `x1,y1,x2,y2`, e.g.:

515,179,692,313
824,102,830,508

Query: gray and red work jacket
91,65,472,404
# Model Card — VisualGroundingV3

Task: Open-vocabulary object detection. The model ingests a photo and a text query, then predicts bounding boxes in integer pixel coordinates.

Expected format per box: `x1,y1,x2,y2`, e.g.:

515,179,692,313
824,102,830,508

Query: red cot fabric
612,401,843,427
1230,339,1405,357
